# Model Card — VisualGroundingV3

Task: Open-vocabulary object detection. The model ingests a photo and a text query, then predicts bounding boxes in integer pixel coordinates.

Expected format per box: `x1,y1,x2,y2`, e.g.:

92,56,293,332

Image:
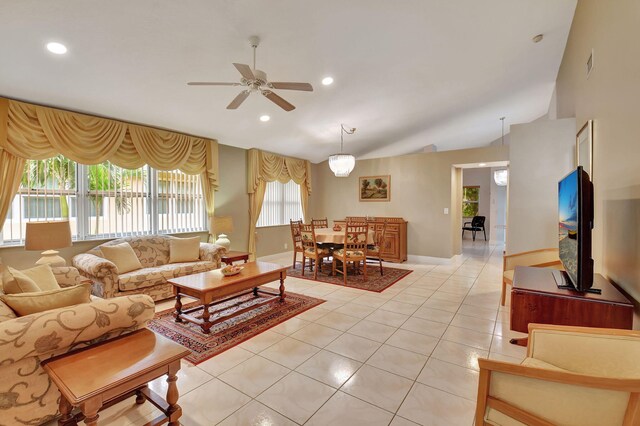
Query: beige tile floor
52,240,528,425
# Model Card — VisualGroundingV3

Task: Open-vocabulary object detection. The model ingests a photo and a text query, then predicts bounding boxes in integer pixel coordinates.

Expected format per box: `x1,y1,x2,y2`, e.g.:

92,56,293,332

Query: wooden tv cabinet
510,266,634,344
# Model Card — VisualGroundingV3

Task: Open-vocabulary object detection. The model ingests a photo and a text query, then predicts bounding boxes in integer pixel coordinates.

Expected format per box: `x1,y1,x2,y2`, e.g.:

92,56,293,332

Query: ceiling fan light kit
187,36,313,111
329,124,356,177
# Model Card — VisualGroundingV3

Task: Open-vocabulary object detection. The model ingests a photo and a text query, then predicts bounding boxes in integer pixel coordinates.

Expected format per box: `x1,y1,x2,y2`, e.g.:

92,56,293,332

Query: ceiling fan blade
226,91,250,109
187,82,240,86
269,82,313,92
262,90,295,111
233,63,255,80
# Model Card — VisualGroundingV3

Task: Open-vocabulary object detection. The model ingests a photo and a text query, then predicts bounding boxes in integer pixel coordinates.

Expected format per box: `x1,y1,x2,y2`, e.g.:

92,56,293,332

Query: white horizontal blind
257,180,303,227
0,157,207,245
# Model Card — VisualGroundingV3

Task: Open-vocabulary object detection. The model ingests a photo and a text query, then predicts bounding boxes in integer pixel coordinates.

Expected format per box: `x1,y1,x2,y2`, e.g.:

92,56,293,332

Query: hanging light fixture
494,117,508,186
328,124,356,177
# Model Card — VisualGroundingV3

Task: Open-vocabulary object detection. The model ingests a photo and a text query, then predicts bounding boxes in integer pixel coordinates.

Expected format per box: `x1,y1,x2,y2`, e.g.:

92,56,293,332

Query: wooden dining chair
289,219,304,269
300,223,330,280
332,223,368,285
311,218,329,228
366,220,387,276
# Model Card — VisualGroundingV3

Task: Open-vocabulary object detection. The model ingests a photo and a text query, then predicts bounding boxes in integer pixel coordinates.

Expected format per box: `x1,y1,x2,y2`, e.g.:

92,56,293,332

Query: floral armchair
0,268,155,426
73,235,226,301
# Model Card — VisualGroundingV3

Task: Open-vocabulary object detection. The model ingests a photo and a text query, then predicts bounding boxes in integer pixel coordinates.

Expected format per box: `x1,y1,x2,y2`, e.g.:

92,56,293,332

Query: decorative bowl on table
221,265,243,276
333,224,342,231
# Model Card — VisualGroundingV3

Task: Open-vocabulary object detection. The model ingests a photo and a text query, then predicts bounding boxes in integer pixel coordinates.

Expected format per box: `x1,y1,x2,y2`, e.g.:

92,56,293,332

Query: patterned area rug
148,289,324,364
287,262,413,292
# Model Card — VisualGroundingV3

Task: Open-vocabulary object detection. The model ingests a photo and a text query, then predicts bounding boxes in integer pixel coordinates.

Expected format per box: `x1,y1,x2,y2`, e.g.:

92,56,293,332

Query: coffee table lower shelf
174,286,285,334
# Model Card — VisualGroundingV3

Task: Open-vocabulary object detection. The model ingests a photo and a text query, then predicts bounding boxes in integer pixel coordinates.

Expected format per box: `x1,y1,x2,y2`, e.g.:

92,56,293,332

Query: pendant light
328,124,356,177
494,117,508,186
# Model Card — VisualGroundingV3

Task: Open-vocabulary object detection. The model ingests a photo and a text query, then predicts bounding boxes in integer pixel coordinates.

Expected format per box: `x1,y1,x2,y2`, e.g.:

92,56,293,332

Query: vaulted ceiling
0,0,576,163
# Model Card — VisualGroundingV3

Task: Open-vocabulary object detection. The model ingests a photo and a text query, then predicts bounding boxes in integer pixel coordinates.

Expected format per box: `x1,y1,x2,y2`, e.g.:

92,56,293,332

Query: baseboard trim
257,251,292,261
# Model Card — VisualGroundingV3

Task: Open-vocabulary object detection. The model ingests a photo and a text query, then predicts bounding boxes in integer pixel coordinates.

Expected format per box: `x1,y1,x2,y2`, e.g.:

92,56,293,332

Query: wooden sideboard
336,217,408,263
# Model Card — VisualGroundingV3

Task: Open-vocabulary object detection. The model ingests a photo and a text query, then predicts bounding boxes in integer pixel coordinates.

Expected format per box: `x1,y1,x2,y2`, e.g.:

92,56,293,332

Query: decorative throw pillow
169,237,201,263
100,242,143,274
4,267,41,294
11,264,61,292
0,282,91,316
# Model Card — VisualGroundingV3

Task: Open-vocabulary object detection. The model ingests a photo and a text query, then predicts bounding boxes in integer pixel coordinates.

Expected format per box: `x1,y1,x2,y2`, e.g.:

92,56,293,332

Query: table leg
279,272,286,302
174,293,183,323
253,287,259,297
167,362,183,426
81,397,102,426
58,394,74,426
135,386,147,404
201,303,212,334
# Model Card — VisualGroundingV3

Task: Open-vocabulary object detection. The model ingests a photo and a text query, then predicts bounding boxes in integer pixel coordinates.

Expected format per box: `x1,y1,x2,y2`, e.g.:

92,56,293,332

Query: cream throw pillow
0,283,91,316
169,237,201,263
100,243,142,274
13,264,60,292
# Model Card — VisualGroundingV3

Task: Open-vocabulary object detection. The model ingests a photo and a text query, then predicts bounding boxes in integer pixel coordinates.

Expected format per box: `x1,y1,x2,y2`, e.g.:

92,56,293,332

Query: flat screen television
557,166,595,292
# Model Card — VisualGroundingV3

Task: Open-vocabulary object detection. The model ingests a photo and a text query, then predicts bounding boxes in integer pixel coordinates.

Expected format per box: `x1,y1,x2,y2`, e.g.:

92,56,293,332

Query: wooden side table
42,329,190,426
221,250,250,265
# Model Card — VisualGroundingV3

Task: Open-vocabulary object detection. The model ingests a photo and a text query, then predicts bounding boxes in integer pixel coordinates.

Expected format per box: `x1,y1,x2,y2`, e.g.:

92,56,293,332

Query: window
0,155,207,245
257,180,303,227
462,186,479,217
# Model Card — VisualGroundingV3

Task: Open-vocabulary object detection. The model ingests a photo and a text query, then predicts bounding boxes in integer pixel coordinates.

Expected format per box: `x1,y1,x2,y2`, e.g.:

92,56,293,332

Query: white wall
506,118,576,254
462,168,491,240
490,168,508,244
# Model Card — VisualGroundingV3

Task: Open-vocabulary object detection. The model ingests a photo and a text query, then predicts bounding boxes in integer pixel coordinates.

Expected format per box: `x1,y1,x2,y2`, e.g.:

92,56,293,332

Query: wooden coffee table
42,329,190,426
169,261,287,334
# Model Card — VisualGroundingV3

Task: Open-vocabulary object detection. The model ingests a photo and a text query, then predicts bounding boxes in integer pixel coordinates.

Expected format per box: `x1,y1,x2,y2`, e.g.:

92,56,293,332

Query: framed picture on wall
576,120,593,180
359,175,391,202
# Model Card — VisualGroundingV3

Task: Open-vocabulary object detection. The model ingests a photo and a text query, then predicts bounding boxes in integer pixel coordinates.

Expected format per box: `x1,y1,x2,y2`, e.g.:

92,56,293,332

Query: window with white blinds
256,180,303,227
0,156,207,245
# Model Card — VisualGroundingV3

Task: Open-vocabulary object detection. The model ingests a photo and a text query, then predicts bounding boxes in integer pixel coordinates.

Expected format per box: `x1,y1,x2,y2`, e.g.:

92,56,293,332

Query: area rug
148,289,325,364
287,263,413,292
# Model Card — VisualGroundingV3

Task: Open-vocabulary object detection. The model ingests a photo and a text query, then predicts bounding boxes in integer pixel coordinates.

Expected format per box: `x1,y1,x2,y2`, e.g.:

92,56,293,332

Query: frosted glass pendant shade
494,169,508,186
328,154,356,177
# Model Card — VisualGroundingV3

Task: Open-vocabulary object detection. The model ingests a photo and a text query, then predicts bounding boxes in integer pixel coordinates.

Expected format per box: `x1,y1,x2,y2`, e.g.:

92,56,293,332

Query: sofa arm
199,242,226,265
72,253,120,298
50,266,92,288
527,324,640,378
0,294,155,366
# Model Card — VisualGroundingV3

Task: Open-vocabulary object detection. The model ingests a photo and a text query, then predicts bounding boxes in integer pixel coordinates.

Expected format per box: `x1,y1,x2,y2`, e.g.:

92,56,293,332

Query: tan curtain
0,99,26,227
247,148,312,258
0,97,219,226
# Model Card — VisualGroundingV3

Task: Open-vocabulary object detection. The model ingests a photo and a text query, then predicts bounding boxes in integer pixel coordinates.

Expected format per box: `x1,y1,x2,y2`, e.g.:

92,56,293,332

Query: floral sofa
73,235,226,301
0,267,155,426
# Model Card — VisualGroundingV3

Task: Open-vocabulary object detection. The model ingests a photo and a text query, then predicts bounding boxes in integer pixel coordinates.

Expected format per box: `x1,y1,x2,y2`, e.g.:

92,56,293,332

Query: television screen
558,166,594,291
558,169,579,286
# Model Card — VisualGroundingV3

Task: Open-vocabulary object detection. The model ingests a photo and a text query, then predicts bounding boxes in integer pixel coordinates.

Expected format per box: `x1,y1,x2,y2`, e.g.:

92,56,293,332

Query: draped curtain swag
247,148,312,258
0,97,219,228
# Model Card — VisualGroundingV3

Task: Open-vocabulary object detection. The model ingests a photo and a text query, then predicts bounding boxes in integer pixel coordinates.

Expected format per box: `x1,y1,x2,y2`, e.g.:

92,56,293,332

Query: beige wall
554,0,640,304
462,168,491,240
507,118,576,254
310,145,508,259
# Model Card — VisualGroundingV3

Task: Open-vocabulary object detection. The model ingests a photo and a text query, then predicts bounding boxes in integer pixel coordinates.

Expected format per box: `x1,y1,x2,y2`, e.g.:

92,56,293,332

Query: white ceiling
0,0,576,163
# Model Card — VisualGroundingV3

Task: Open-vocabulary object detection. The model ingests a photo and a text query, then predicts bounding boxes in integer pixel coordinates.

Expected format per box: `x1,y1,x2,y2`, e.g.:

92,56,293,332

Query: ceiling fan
187,36,313,111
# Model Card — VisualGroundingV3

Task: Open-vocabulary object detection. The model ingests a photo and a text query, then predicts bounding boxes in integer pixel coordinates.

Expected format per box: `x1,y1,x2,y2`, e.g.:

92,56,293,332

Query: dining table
314,228,375,245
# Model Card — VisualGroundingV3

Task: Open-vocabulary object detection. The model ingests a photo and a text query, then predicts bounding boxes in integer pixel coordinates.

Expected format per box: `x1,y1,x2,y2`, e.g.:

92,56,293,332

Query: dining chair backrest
300,224,318,252
346,216,367,223
290,219,303,248
312,218,329,228
373,220,388,249
344,223,369,254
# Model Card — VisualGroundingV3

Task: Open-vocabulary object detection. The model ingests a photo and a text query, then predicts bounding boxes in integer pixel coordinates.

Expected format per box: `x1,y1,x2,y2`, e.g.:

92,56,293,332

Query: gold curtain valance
0,97,218,185
247,148,312,195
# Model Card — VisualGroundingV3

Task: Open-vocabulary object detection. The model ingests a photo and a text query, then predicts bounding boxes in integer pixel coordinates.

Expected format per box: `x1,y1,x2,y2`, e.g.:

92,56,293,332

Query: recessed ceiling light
321,76,334,86
478,163,487,167
259,115,270,122
46,42,68,55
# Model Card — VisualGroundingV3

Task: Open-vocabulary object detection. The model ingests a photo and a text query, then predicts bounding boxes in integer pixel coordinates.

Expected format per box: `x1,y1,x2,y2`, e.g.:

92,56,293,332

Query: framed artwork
576,120,593,179
359,175,391,202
